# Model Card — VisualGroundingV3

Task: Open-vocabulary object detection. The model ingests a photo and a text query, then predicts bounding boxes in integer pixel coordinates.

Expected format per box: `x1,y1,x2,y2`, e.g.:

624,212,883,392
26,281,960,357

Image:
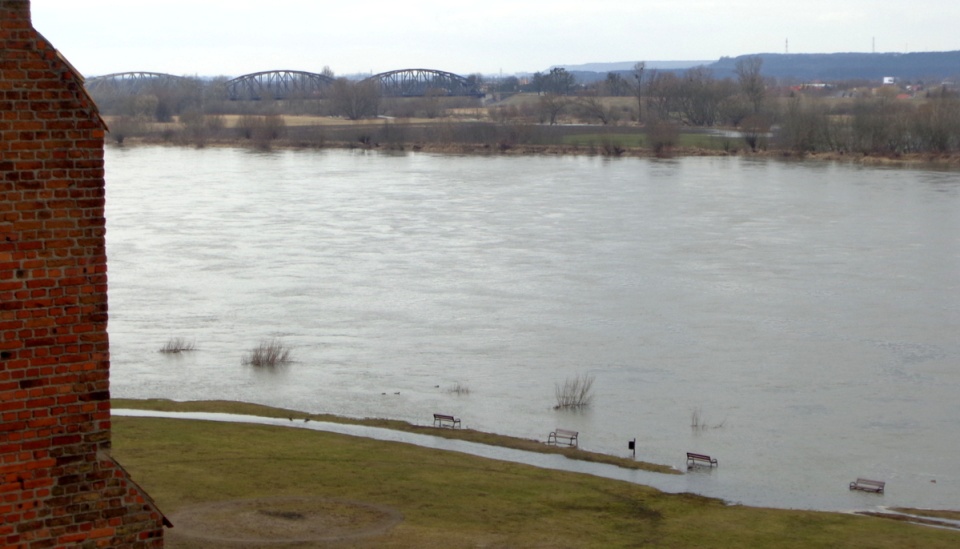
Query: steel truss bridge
85,69,483,100
84,72,197,94
225,70,335,100
364,69,483,98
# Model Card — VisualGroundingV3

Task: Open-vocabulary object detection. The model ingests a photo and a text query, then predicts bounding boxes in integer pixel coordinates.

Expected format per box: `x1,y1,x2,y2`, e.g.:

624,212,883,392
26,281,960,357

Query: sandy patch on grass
167,496,403,545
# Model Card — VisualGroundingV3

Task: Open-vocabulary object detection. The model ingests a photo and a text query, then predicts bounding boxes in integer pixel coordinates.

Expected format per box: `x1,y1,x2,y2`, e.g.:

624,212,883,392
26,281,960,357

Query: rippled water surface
105,146,960,511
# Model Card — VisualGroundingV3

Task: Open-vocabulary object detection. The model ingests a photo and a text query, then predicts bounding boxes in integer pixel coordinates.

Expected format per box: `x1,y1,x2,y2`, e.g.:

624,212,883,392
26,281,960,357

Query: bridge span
225,70,335,100
364,69,483,98
84,72,196,94
85,68,484,100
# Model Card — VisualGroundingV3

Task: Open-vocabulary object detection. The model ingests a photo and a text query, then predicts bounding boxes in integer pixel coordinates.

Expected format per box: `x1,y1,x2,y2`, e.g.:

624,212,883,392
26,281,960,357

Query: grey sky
30,0,960,77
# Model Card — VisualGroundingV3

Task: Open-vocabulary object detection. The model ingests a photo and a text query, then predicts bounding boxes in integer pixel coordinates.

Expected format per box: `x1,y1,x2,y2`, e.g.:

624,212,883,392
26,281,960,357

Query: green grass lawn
111,404,960,548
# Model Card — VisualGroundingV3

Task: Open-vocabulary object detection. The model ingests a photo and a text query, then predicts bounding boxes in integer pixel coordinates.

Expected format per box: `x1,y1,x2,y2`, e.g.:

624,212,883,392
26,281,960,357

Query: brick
2,2,165,545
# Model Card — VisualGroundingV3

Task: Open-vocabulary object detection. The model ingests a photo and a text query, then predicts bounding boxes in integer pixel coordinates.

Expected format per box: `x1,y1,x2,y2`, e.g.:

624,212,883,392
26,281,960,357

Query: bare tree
576,92,615,125
913,95,960,152
329,78,380,120
418,88,446,118
539,93,570,125
644,70,679,121
674,67,734,126
776,97,837,153
604,72,629,96
850,95,912,154
740,113,770,151
735,56,765,114
632,61,645,123
200,76,232,114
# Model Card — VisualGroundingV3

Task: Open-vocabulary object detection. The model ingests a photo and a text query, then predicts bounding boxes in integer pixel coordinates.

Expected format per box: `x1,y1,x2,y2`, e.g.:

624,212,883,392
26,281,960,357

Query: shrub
554,373,595,410
242,339,292,367
647,120,679,155
107,116,143,145
691,406,726,431
158,337,196,354
236,114,286,144
691,406,704,430
449,382,471,395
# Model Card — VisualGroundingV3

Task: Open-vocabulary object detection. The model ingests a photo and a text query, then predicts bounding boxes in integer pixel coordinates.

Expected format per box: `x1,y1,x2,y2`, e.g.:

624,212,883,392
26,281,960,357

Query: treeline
91,60,960,155
566,60,960,155
775,91,960,154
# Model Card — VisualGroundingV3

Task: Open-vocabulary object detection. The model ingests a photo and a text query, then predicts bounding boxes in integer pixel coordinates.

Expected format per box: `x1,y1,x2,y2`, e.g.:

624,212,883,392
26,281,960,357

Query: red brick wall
1,1,166,546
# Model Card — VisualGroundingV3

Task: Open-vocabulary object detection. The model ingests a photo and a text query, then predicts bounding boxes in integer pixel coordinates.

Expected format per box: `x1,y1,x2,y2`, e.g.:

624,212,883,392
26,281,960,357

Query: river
104,146,960,511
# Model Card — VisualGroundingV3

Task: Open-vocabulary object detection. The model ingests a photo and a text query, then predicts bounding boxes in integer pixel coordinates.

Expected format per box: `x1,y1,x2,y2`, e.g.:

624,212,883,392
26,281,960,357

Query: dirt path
166,496,403,546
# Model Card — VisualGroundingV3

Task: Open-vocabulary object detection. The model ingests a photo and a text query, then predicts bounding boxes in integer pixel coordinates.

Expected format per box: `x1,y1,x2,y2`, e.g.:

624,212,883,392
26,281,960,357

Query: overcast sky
30,0,960,78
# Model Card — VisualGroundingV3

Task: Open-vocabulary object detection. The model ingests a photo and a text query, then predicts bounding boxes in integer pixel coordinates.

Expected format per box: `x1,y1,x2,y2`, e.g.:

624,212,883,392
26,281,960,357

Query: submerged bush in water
691,406,726,431
159,337,196,354
450,382,471,395
554,373,595,409
243,339,292,367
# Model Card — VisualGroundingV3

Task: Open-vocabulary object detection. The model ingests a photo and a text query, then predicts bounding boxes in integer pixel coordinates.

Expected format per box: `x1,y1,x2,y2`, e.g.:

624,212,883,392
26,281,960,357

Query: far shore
105,114,960,168
115,133,960,168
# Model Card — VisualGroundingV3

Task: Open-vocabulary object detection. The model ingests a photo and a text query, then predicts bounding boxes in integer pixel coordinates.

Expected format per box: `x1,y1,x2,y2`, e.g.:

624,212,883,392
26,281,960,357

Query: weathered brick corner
1,1,168,546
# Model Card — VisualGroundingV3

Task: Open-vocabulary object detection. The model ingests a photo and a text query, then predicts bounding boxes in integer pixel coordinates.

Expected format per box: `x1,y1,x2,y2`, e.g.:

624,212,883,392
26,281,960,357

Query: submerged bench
432,413,461,429
849,478,885,493
547,429,579,447
686,452,718,468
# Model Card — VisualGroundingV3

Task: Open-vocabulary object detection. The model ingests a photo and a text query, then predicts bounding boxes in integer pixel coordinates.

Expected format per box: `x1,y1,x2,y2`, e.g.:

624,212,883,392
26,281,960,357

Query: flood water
104,146,960,511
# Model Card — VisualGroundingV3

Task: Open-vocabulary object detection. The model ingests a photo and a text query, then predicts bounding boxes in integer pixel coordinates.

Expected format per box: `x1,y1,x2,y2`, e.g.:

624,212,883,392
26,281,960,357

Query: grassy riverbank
110,403,960,548
113,417,960,549
112,399,677,474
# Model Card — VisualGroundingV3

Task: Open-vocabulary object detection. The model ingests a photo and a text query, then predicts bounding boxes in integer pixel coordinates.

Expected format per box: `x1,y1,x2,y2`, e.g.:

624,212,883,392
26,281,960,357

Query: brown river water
105,146,960,511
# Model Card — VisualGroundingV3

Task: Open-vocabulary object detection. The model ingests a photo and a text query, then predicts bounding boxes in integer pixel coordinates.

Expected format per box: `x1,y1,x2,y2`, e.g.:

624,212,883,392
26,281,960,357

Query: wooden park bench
432,413,461,429
849,478,885,493
547,428,579,447
686,452,718,468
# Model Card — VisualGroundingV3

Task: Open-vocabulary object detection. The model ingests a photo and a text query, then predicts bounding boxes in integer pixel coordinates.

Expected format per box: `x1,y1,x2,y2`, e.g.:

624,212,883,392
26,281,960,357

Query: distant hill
557,60,712,73
561,51,960,84
708,51,960,82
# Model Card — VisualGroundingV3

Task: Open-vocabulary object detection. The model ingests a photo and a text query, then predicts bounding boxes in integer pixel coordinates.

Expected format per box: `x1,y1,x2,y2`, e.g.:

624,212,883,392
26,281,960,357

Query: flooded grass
112,398,676,474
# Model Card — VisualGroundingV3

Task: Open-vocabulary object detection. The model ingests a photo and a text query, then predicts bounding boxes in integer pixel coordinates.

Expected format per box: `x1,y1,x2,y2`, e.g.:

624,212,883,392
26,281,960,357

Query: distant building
882,76,897,85
1,1,169,546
